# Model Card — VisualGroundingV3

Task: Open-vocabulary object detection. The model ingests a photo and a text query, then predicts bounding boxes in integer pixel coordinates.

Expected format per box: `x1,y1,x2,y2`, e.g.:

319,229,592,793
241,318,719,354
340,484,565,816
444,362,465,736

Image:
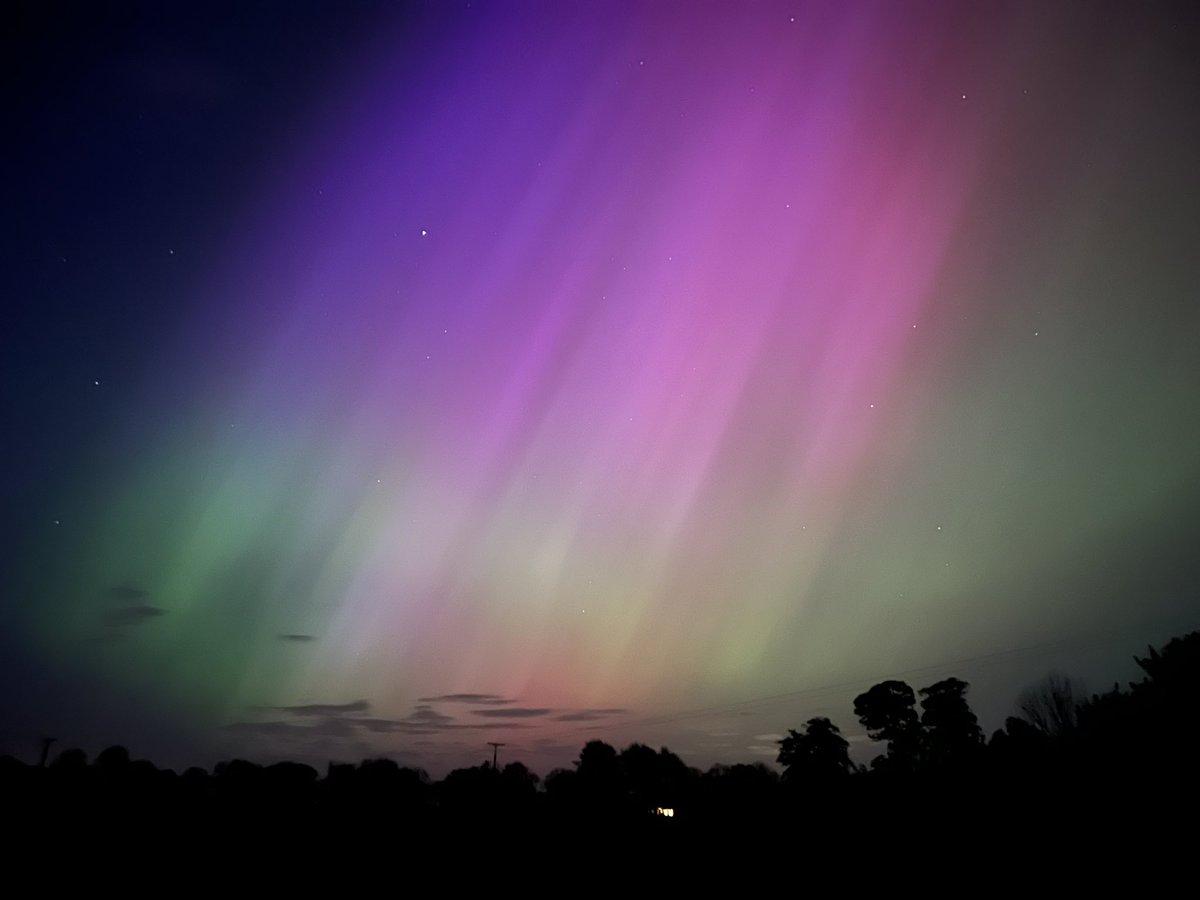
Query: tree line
2,630,1196,844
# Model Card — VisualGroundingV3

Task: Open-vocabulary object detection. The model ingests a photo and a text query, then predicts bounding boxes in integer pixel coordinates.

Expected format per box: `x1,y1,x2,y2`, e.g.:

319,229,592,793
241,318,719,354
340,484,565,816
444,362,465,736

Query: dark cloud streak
472,707,552,719
418,693,513,705
553,708,628,722
274,700,370,717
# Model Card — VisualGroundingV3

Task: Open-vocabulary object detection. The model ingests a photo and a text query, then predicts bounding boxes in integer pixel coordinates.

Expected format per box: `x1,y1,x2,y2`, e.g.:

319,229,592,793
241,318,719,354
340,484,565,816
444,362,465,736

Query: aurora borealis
4,1,1199,775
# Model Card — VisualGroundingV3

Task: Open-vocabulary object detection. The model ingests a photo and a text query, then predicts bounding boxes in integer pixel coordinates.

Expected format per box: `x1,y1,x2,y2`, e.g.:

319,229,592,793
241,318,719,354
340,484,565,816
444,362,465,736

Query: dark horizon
6,627,1196,784
5,628,1197,863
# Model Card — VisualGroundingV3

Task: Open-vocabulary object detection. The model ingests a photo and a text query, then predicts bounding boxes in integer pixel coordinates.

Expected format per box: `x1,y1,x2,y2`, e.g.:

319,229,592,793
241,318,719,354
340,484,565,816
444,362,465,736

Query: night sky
4,1,1199,777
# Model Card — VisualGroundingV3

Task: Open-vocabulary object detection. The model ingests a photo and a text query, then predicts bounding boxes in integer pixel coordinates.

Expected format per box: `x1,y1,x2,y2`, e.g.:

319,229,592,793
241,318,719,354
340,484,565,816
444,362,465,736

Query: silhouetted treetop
777,717,854,781
854,680,922,772
919,677,983,768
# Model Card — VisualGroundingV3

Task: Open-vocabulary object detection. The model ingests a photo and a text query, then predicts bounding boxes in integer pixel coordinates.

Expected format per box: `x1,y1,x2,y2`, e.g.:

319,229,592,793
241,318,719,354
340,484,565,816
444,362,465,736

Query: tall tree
620,743,689,810
854,680,922,772
919,677,983,769
575,740,623,809
777,717,854,781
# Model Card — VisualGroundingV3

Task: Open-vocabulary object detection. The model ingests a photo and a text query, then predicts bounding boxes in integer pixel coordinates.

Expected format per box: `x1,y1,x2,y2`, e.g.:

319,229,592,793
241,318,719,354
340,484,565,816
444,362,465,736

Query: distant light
655,807,675,818
420,229,428,236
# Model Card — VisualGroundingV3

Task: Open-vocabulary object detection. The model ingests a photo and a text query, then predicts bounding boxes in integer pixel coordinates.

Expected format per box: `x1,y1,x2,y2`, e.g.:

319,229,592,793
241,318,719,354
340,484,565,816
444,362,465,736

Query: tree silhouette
777,717,854,781
1017,673,1081,738
501,760,539,789
620,743,663,812
700,762,778,817
577,740,621,783
618,743,690,813
543,766,580,814
1131,631,1200,709
576,739,623,814
919,677,983,769
95,745,130,774
854,680,922,772
1076,630,1200,777
50,748,88,770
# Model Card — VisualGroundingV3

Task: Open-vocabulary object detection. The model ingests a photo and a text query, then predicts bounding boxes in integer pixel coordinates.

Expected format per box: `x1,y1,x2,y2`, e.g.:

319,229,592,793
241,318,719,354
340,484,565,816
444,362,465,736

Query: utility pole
487,741,505,770
38,736,56,767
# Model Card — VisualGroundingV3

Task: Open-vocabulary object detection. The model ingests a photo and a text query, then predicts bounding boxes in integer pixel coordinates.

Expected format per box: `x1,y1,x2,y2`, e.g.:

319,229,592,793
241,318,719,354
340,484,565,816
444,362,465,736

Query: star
420,229,428,236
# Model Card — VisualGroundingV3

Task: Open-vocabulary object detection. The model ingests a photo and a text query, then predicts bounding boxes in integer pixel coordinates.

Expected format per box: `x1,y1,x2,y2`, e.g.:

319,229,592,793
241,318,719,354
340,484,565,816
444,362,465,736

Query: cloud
101,605,167,627
472,707,552,719
224,720,306,738
225,698,538,751
224,715,386,743
393,720,532,734
417,693,513,705
552,708,628,722
277,633,316,642
275,700,371,717
356,717,408,734
227,706,401,742
404,704,456,726
395,704,536,733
